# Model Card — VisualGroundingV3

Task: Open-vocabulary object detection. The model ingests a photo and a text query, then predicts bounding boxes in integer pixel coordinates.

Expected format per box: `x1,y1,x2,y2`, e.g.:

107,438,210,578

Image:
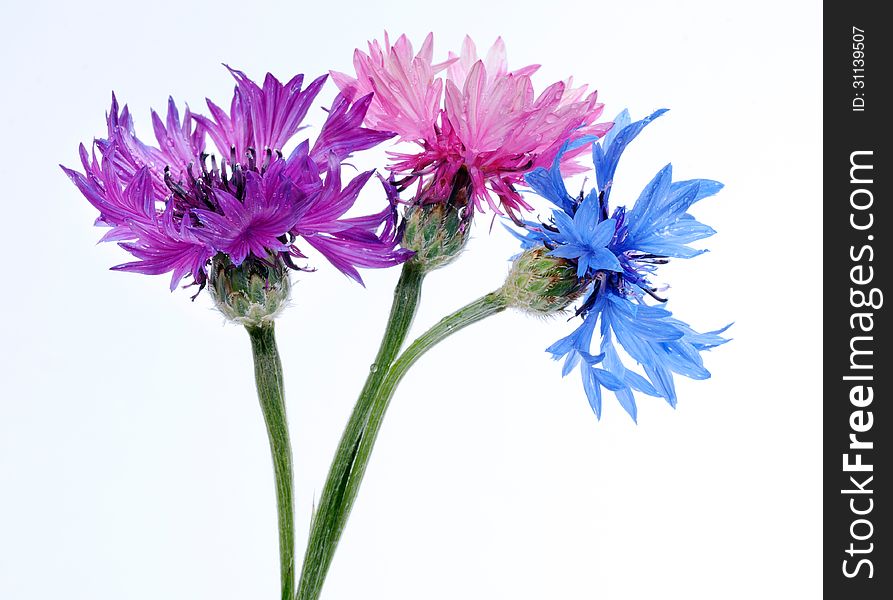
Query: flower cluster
59,39,731,600
62,67,411,294
331,33,612,217
513,110,729,420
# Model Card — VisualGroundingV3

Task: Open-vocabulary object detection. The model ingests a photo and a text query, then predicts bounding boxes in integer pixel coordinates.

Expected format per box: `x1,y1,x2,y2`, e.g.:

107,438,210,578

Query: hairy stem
297,289,507,600
297,262,426,600
247,322,295,600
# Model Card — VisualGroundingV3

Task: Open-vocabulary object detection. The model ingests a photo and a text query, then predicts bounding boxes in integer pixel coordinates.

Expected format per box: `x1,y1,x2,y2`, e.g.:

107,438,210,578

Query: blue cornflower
513,110,730,421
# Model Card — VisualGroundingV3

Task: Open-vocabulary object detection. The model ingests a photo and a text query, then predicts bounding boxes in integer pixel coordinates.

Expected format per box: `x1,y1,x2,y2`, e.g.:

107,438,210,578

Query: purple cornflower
63,67,411,293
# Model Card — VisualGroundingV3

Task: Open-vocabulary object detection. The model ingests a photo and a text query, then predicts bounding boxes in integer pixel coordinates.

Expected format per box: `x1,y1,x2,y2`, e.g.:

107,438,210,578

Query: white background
0,1,821,598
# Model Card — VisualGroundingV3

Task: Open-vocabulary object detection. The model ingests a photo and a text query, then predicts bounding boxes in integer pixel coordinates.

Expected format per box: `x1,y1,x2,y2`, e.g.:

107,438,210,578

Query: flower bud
501,247,582,314
401,168,472,272
209,254,291,327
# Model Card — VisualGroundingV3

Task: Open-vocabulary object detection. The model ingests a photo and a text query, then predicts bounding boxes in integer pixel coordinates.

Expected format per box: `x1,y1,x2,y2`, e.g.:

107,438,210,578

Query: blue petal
547,332,578,360
624,370,660,397
684,323,733,350
623,314,685,342
664,219,717,244
593,368,625,391
572,198,600,236
670,179,724,208
600,332,622,370
503,222,546,250
547,317,596,359
586,247,622,273
635,240,708,259
643,360,677,406
564,134,601,152
524,146,576,215
575,253,592,278
660,341,711,379
621,177,724,257
561,350,582,377
594,108,668,202
602,109,631,149
582,366,603,419
606,293,639,317
635,304,674,320
625,164,673,241
578,350,606,365
552,210,582,244
587,217,616,248
549,244,586,259
614,386,639,422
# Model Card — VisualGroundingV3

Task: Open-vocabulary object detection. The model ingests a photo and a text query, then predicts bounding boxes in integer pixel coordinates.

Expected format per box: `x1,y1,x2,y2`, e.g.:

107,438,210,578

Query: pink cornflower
332,33,612,217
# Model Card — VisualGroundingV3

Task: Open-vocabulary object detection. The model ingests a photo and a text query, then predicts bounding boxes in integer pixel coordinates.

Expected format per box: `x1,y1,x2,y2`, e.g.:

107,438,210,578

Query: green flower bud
501,247,582,314
401,168,472,272
209,254,291,327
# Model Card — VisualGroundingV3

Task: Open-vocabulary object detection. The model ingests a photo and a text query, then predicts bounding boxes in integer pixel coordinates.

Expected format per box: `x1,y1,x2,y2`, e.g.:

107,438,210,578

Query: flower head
511,110,729,421
332,33,611,217
63,67,411,298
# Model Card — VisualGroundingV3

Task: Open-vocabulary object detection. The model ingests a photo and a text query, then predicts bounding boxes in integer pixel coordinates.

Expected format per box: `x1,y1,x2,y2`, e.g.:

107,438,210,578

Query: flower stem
297,261,426,600
297,289,507,600
247,322,295,600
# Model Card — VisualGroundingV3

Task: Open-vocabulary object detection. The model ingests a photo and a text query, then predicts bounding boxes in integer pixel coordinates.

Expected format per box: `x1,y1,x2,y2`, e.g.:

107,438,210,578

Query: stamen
230,163,245,199
541,219,560,233
189,279,207,301
282,252,316,272
639,285,668,303
505,206,525,227
628,252,669,266
164,167,190,199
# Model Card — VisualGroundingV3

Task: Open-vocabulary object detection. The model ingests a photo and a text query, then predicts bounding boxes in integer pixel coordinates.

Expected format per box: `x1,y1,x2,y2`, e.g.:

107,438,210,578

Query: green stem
297,261,426,600
247,322,295,600
298,290,507,600
349,291,507,504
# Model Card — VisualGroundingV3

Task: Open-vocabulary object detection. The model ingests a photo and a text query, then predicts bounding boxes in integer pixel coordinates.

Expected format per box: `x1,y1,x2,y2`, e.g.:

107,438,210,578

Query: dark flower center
163,146,283,221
